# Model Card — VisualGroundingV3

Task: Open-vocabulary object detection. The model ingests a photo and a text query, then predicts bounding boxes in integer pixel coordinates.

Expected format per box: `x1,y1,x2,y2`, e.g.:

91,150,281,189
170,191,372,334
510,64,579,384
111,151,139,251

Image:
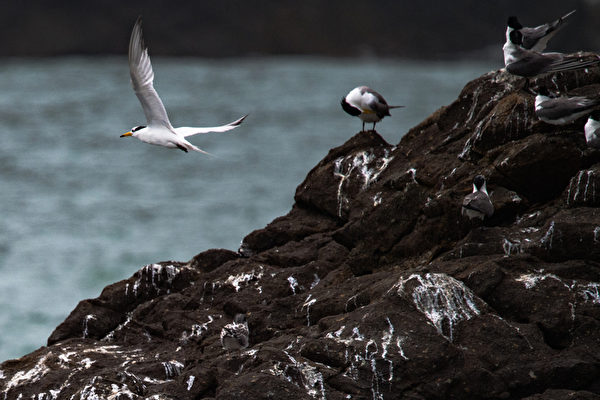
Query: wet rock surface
3,65,600,399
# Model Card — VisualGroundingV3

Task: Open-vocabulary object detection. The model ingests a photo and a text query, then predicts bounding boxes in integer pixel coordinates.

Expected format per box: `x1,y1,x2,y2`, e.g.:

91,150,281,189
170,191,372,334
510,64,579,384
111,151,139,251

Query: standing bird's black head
589,110,600,121
507,16,523,30
535,86,552,97
473,175,487,191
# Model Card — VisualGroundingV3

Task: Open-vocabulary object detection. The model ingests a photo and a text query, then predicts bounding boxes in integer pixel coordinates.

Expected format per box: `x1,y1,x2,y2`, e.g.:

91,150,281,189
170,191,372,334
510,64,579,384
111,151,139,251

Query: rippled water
0,56,496,360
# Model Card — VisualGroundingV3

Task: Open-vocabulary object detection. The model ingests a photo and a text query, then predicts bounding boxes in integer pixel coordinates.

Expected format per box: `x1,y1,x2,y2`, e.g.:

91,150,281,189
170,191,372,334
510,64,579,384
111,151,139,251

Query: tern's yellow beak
120,131,133,138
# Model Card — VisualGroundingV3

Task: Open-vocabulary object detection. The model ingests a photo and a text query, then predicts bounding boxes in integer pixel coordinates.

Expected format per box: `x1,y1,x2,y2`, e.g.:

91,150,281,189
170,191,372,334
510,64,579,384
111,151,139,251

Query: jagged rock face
3,66,600,400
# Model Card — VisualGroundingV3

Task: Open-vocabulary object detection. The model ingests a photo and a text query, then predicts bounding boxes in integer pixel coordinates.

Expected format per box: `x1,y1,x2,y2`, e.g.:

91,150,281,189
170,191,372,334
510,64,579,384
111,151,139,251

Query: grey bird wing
462,192,494,217
543,55,600,75
129,18,173,129
506,51,559,77
364,89,391,117
521,10,575,50
537,97,598,120
174,115,247,137
507,50,600,77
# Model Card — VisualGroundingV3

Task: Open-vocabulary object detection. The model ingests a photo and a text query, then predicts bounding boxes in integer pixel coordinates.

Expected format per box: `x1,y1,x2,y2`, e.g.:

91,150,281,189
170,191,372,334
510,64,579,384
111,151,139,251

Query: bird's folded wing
175,115,247,137
463,193,494,217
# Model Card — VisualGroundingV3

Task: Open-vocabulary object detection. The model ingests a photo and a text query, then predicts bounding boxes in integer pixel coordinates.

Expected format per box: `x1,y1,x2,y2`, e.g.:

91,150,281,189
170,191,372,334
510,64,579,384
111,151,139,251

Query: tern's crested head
507,16,523,30
590,110,600,121
473,175,487,192
120,125,146,138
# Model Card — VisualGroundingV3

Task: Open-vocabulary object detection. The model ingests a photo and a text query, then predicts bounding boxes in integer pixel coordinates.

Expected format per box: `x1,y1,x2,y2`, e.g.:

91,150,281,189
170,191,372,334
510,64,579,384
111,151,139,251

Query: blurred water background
0,56,496,360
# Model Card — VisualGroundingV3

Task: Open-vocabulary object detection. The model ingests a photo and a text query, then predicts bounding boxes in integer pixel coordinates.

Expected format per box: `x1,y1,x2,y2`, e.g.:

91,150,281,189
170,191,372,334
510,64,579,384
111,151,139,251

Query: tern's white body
122,18,246,153
585,115,600,148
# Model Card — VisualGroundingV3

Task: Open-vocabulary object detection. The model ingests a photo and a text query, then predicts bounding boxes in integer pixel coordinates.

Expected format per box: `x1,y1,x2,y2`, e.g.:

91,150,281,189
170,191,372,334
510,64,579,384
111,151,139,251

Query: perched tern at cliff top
506,10,575,53
503,29,600,79
585,111,600,148
341,86,403,131
534,87,599,125
462,175,494,220
120,17,247,153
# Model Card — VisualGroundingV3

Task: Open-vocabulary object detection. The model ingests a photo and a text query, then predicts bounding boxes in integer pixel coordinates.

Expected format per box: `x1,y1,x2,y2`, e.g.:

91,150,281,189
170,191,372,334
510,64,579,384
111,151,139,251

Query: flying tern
120,18,247,153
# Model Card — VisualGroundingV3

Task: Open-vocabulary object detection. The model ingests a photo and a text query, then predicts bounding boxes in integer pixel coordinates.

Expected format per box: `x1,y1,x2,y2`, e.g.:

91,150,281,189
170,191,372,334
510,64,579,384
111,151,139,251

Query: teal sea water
0,56,496,361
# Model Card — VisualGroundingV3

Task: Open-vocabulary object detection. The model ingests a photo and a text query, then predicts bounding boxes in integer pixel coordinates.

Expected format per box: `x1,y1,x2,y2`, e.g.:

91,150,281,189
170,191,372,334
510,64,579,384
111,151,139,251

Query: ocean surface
0,56,496,361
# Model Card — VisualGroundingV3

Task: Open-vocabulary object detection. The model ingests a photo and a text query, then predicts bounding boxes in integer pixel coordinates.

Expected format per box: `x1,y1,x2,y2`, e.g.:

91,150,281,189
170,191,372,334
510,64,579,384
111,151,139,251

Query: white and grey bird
534,87,599,125
120,17,247,153
503,29,600,79
220,314,249,351
506,10,575,53
585,110,600,148
341,86,403,131
462,175,494,220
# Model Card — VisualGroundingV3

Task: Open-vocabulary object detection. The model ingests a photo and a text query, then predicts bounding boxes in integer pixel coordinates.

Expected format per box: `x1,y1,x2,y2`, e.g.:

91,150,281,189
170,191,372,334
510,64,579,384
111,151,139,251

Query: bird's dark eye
132,125,146,132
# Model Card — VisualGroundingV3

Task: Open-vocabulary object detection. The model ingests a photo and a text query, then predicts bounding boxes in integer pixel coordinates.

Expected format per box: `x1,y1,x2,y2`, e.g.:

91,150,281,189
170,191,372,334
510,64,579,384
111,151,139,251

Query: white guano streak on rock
302,295,317,326
213,265,264,292
187,375,195,391
266,351,326,400
131,263,182,297
540,221,555,250
581,283,600,304
394,273,481,342
515,271,573,291
310,274,320,289
502,238,521,257
5,353,51,391
162,360,184,379
288,275,299,294
83,314,97,338
333,150,394,217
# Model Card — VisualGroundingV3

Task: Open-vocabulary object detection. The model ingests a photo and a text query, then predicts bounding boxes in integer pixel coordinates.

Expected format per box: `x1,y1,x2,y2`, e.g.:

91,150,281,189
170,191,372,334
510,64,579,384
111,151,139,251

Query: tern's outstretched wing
521,10,576,51
129,18,172,129
174,115,247,137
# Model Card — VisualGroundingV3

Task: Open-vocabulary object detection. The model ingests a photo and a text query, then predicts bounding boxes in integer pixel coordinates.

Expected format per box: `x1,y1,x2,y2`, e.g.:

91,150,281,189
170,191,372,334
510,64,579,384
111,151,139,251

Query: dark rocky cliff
2,63,600,399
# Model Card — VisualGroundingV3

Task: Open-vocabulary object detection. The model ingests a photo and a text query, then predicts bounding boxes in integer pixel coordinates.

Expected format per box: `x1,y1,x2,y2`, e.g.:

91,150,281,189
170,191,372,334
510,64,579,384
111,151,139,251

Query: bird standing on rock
341,86,403,132
220,314,249,351
462,175,494,220
503,29,600,93
534,87,600,125
120,17,247,153
505,10,575,53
